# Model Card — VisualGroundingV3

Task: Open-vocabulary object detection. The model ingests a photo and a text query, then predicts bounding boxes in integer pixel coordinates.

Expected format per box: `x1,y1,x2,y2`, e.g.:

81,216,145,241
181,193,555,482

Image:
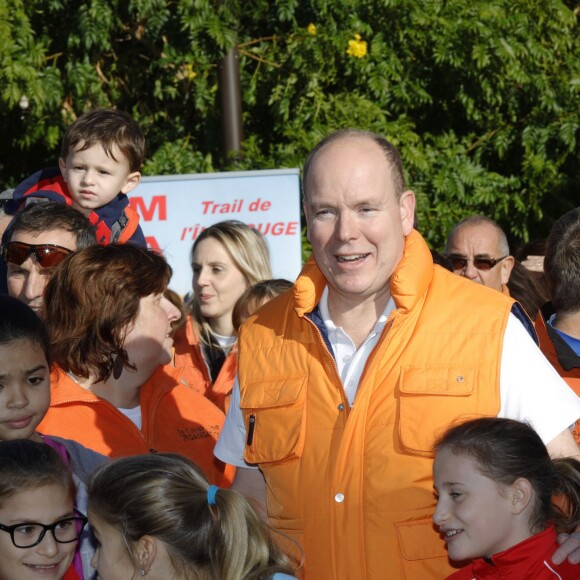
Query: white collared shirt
318,286,394,406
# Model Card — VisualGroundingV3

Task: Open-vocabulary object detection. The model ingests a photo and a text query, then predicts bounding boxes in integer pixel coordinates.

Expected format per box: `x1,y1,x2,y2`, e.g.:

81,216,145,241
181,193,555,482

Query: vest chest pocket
240,376,307,465
398,367,480,454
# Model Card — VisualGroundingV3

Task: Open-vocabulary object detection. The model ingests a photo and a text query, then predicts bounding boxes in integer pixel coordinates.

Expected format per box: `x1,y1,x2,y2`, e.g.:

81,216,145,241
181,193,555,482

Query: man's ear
135,535,157,575
303,199,311,243
399,190,416,236
121,171,141,194
501,256,515,286
509,477,534,516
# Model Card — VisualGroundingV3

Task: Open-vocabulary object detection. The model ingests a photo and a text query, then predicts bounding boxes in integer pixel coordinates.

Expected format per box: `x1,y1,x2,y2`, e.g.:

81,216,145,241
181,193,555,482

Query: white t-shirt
118,405,142,429
215,292,580,468
213,332,237,354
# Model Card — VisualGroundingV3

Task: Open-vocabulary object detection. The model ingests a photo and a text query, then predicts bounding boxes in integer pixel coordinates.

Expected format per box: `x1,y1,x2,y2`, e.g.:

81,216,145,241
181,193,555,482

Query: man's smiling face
304,135,415,308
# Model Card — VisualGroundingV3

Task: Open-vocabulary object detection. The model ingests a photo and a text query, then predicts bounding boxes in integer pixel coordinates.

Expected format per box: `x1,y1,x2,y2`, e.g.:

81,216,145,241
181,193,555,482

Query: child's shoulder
11,167,71,208
43,435,108,482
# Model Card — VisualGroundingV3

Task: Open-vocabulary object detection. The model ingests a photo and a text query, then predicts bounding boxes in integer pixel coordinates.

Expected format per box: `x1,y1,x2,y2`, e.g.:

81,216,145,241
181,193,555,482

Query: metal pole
219,44,243,160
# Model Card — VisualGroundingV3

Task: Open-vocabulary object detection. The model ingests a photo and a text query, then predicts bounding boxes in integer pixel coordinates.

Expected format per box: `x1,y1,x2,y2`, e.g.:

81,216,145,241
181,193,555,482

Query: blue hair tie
207,485,219,506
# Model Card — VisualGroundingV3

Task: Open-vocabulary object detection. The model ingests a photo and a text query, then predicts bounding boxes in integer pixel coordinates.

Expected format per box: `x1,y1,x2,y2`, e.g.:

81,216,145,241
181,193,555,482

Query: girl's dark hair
434,417,580,533
0,439,74,506
89,454,297,579
0,295,51,365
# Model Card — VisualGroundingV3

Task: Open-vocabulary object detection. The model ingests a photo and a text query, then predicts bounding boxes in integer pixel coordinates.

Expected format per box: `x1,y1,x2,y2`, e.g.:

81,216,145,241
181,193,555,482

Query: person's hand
521,255,544,273
552,530,580,565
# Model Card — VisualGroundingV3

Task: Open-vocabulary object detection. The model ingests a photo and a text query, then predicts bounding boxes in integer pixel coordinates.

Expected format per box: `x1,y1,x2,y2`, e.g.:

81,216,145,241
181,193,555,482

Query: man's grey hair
445,215,510,256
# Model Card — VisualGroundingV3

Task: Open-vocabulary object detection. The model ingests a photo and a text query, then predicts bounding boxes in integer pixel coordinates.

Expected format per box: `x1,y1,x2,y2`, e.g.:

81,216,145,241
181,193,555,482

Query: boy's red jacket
10,167,146,246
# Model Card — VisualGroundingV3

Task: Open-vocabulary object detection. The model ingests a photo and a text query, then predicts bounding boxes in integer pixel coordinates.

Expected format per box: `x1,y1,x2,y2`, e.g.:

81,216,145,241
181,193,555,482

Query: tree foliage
1,0,579,250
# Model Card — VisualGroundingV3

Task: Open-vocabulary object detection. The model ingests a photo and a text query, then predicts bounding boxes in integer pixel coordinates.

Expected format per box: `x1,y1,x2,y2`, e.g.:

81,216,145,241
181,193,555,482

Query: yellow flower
346,33,367,58
307,23,317,36
184,63,197,81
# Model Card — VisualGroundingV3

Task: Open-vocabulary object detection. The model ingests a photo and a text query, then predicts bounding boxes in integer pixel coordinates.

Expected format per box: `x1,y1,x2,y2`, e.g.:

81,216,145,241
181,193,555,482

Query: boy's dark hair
0,439,74,506
61,109,145,172
435,417,580,534
0,294,51,365
7,202,97,250
544,208,580,314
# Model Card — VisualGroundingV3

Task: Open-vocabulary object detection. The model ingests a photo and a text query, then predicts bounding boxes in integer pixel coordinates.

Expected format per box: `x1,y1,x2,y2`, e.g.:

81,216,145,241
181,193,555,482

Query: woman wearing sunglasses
37,244,233,487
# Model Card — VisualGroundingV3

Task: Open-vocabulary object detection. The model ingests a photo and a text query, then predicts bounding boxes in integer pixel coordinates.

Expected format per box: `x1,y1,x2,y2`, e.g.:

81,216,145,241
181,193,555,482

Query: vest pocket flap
396,518,449,561
242,376,306,409
398,367,479,454
242,377,306,465
399,367,475,396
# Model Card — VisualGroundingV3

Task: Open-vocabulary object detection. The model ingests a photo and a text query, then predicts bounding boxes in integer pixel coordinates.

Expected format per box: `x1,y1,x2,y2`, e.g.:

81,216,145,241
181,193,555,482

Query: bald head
303,129,406,202
445,216,514,292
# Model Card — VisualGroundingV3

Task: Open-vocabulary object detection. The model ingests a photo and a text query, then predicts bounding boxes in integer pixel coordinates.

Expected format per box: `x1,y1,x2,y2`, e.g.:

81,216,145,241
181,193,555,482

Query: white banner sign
130,168,302,296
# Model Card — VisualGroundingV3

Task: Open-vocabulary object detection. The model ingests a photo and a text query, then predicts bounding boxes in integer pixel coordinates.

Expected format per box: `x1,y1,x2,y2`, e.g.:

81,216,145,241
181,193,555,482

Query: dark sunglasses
2,241,73,268
447,255,508,272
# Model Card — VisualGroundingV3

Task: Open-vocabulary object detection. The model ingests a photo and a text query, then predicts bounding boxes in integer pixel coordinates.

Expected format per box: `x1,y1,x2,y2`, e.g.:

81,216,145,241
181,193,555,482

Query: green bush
1,0,578,252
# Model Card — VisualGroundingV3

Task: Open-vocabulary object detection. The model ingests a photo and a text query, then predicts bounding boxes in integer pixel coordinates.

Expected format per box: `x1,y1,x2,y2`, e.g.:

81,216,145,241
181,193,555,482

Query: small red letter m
130,195,167,221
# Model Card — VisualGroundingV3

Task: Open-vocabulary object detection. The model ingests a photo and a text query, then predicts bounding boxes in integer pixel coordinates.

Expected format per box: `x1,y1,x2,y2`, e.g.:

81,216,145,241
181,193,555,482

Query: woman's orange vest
237,230,514,579
173,314,237,412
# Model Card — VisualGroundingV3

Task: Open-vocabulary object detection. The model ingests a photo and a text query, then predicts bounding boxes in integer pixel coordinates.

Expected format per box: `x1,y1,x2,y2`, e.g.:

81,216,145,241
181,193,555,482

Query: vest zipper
246,413,256,446
304,316,350,412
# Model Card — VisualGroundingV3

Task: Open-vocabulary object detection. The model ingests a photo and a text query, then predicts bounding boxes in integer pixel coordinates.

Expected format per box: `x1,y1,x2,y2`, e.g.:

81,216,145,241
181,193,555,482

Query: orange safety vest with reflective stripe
237,230,513,579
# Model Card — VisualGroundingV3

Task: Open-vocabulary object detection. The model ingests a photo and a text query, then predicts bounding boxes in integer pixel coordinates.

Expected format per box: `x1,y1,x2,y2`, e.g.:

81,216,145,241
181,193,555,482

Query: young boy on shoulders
10,108,146,246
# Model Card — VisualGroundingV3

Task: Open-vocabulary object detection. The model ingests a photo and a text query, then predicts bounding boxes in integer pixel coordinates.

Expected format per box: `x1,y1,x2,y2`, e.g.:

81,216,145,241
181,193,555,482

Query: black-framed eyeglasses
447,254,509,272
0,509,87,548
1,241,73,268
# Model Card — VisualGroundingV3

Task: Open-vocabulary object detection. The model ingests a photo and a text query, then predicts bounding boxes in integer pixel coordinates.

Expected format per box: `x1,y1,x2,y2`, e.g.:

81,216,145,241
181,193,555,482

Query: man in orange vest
215,130,580,578
535,207,580,443
444,215,514,293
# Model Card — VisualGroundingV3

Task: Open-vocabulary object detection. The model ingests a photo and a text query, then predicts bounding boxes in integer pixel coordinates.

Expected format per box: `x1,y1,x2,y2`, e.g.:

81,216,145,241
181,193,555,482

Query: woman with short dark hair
38,243,233,487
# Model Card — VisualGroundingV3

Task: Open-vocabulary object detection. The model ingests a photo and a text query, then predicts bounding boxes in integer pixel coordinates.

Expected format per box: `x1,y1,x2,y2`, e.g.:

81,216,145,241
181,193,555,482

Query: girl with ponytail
88,454,298,580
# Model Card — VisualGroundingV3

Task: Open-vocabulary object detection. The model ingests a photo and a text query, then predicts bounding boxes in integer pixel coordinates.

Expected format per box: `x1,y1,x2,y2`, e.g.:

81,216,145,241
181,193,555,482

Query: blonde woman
174,221,272,411
88,454,297,580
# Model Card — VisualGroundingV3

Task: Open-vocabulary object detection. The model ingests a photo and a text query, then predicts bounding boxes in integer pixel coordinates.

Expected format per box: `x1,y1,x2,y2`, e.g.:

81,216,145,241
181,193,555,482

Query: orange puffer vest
238,230,514,579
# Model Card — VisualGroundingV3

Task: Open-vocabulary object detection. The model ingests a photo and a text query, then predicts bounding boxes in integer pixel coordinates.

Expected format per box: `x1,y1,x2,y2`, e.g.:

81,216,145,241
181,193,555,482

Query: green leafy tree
1,0,578,251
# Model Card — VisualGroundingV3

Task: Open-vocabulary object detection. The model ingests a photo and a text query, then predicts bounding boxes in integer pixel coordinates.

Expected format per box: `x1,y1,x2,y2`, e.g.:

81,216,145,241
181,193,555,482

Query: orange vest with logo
237,230,513,579
38,364,234,487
